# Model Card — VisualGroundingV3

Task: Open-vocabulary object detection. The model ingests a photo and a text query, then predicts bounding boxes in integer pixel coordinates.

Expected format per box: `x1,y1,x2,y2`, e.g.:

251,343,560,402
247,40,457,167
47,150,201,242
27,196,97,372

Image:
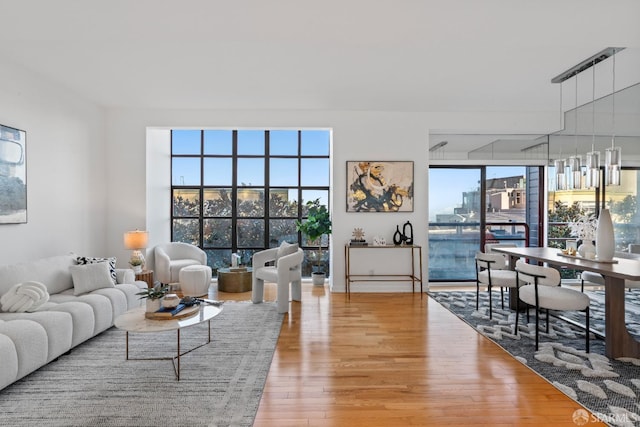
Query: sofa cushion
70,262,116,295
76,256,117,284
0,254,75,296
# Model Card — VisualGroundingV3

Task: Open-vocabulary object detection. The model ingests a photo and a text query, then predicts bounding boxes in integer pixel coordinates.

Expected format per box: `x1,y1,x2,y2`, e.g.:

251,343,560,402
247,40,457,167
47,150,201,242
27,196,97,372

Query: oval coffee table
114,304,222,380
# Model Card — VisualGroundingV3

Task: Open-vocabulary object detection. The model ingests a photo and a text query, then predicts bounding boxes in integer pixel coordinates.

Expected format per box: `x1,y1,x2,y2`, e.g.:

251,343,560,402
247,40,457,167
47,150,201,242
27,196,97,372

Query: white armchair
251,244,304,314
154,242,207,285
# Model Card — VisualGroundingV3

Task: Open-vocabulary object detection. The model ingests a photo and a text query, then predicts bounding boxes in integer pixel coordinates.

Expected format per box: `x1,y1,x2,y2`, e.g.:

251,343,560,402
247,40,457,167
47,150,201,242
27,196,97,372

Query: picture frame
0,124,27,224
346,161,414,212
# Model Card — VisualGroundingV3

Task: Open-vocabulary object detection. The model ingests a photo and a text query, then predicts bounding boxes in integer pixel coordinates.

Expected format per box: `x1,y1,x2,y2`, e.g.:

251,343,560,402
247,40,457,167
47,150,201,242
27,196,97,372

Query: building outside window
171,129,330,276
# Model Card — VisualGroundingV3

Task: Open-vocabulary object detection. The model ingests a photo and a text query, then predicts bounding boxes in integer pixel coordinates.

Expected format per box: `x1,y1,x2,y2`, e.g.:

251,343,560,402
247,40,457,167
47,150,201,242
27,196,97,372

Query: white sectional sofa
0,254,147,391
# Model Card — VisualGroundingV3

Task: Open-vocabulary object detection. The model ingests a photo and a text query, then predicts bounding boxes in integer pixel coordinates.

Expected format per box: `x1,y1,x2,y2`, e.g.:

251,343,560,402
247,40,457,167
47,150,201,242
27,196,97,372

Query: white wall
0,60,564,287
105,108,559,291
0,61,107,265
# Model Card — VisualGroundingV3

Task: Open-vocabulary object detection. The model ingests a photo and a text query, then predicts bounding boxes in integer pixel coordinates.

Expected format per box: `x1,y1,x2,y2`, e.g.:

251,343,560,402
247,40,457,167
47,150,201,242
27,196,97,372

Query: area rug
0,301,283,427
428,290,640,427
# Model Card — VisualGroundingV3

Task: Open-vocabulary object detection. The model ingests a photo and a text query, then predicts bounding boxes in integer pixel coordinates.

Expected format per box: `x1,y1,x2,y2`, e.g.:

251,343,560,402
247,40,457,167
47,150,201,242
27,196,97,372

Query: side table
217,267,252,293
135,270,154,288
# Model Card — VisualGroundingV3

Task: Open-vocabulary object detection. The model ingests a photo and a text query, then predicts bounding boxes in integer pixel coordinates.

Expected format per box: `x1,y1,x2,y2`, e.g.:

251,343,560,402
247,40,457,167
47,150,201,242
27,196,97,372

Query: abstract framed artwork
346,161,414,212
0,124,27,224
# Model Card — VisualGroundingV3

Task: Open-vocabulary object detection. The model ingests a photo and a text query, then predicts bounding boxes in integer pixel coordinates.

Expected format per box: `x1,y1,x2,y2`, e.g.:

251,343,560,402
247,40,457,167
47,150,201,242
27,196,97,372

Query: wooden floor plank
213,283,606,426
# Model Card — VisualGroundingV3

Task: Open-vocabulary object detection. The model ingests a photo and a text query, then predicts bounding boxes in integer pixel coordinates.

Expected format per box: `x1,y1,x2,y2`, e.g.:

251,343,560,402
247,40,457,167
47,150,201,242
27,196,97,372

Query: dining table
492,246,640,359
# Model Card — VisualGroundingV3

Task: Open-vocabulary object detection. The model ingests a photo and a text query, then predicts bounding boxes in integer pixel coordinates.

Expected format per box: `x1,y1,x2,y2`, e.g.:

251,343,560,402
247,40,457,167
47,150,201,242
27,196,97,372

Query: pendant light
585,60,600,188
554,81,567,191
605,52,621,186
567,75,582,190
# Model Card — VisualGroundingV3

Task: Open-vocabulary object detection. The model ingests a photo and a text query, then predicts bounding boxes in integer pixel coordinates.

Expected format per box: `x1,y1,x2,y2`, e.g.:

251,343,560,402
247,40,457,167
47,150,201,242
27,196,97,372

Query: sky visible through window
172,129,330,206
429,166,525,221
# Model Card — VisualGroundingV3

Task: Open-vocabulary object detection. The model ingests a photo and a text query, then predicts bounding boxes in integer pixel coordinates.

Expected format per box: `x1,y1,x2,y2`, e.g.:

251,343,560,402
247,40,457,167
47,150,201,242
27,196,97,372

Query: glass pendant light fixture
554,81,567,191
554,158,567,190
585,60,600,188
568,75,582,190
605,52,621,186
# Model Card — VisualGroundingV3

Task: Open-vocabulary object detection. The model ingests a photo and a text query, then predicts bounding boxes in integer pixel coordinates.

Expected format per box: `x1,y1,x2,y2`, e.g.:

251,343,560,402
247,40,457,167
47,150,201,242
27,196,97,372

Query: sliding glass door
428,166,539,281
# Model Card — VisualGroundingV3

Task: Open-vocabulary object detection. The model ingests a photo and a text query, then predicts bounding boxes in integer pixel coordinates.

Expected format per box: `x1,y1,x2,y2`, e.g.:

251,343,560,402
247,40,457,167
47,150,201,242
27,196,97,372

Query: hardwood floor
214,283,605,426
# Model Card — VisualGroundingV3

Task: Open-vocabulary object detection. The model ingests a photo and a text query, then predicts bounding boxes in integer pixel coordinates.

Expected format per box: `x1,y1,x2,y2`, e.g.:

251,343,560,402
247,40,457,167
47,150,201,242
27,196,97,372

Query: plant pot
312,272,326,286
145,298,161,313
131,265,142,274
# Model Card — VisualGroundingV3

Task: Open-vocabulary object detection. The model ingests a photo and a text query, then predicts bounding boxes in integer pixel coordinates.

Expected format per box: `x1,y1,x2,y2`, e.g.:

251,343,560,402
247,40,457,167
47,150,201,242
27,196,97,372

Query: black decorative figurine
393,225,403,246
403,221,413,245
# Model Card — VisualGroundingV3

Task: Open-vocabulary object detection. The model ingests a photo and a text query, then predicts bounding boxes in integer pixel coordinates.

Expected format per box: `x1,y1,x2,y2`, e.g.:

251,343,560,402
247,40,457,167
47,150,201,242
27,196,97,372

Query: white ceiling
0,0,639,113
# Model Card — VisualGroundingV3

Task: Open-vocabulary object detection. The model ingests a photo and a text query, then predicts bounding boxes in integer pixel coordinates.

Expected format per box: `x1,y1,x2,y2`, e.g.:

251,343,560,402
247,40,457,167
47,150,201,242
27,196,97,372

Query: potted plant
129,258,144,274
136,283,170,312
296,198,332,285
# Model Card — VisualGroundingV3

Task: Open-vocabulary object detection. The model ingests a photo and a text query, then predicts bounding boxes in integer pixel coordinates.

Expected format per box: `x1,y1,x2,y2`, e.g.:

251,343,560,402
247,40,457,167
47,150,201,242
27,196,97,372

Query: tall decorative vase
596,208,615,261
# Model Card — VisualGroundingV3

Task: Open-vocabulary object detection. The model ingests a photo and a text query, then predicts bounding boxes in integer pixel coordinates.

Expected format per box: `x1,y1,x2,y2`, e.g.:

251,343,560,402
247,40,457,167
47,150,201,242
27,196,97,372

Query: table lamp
124,230,149,271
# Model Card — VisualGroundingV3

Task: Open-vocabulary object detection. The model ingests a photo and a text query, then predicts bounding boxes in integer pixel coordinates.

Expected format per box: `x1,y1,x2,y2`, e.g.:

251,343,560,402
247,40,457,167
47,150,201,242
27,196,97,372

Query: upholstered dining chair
154,242,207,285
251,243,304,314
581,244,640,292
475,251,519,319
515,260,591,352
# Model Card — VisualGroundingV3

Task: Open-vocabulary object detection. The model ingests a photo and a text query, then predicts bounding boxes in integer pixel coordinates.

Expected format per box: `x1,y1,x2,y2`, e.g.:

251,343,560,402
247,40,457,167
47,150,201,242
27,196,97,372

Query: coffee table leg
176,329,181,380
125,331,129,360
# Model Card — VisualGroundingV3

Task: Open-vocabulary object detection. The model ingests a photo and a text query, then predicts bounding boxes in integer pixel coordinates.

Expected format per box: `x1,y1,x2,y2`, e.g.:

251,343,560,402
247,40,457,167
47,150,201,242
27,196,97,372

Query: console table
344,244,423,299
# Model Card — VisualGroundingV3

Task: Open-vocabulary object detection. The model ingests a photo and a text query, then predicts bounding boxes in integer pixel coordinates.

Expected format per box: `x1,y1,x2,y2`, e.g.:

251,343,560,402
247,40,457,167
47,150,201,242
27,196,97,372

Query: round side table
217,267,252,293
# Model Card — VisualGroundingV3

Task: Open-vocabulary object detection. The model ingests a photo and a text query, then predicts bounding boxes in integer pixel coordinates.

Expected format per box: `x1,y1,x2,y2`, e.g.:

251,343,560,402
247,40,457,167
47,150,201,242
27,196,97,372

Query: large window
428,166,540,281
171,129,330,276
548,167,640,253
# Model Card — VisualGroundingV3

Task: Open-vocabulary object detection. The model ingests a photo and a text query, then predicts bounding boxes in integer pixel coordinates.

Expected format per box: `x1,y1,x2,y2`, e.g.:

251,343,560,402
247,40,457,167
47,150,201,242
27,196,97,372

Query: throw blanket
0,281,50,313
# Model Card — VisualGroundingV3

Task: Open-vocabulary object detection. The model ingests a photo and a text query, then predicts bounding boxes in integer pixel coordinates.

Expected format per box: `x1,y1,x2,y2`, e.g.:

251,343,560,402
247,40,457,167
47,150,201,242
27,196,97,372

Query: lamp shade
124,230,149,250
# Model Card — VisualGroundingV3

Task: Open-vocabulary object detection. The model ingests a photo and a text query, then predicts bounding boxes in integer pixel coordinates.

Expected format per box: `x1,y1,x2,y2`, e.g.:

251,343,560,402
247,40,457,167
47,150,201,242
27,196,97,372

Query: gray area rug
429,290,640,427
0,301,283,427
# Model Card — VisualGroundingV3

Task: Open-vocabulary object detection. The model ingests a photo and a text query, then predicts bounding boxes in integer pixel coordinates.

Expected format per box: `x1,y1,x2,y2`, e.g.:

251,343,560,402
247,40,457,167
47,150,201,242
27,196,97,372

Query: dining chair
515,260,591,352
475,251,519,319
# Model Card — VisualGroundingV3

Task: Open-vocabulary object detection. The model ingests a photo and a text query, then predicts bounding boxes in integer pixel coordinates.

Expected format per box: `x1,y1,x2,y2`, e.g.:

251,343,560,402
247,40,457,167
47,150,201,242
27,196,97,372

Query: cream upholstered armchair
154,242,207,285
251,242,304,314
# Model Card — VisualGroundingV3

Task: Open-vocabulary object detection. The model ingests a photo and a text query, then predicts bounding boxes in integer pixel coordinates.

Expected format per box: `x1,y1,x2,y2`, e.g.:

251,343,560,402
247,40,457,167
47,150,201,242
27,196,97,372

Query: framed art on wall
346,161,414,212
0,124,27,224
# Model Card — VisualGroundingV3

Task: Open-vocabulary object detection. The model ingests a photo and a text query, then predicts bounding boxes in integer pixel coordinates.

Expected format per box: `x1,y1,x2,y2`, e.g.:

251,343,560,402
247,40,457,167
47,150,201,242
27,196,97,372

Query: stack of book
350,239,368,246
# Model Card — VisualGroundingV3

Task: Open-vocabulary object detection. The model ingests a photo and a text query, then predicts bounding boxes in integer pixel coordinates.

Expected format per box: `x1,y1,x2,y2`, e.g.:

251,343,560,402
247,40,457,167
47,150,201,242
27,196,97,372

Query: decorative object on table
350,227,367,245
144,303,199,319
565,239,578,255
0,124,27,224
231,253,241,268
393,225,406,246
596,208,615,261
568,214,597,258
296,198,332,285
402,220,414,245
136,282,170,312
372,235,386,246
346,161,414,212
123,229,149,272
161,293,180,309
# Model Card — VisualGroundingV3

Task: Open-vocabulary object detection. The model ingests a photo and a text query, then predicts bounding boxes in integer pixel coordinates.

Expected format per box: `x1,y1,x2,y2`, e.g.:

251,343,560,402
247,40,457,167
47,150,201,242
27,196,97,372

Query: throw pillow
70,262,116,295
0,281,50,313
276,241,299,265
76,256,117,284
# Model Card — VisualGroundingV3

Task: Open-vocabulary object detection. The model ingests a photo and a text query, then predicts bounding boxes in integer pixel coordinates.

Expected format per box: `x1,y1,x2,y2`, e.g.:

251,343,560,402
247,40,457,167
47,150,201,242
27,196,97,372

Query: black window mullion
264,130,270,248
231,131,238,253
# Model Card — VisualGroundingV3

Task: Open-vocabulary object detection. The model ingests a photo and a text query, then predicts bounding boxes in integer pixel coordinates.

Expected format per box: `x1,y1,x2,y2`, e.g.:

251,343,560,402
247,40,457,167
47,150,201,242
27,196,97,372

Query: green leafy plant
135,283,170,300
296,199,332,273
129,258,143,267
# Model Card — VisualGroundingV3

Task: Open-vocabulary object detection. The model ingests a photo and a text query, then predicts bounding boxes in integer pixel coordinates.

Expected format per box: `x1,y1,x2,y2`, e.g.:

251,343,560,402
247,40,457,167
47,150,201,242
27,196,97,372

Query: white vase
596,208,615,261
578,240,596,259
146,298,161,312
